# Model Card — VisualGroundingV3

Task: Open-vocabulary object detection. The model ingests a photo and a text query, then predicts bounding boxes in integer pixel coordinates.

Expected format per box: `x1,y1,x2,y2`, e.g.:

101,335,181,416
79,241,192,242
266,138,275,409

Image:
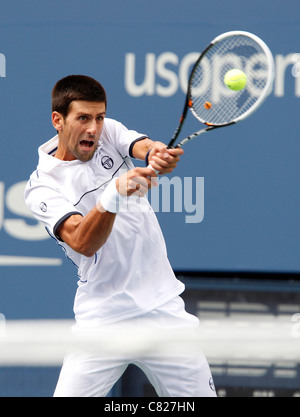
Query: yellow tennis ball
224,69,247,91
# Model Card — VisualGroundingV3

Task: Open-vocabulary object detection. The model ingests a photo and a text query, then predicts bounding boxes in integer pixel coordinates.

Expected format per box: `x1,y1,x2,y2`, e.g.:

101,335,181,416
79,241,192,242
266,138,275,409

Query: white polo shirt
25,118,184,328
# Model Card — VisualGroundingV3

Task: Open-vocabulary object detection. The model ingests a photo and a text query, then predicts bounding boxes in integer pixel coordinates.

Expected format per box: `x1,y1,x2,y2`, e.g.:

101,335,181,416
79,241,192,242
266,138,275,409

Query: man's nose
87,120,97,135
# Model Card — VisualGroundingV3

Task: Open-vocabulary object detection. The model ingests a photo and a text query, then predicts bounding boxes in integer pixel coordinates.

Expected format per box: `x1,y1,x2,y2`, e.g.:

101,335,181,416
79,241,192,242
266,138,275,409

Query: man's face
53,100,106,162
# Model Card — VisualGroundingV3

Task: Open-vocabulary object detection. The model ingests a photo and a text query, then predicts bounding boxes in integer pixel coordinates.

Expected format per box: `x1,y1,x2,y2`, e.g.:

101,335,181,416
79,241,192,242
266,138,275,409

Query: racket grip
145,150,159,174
167,144,181,149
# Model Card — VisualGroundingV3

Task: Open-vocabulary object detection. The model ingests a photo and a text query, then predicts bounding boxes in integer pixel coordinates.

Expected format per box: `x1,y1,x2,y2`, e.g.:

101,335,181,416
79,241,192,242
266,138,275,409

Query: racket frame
168,30,275,148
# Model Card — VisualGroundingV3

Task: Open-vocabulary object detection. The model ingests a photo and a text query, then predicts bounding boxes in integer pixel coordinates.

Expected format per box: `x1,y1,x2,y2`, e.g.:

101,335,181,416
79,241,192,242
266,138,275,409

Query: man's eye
79,116,87,121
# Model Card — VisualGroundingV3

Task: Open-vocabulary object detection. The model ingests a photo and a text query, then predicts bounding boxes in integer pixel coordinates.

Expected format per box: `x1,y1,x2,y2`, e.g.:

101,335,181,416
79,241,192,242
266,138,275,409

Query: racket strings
190,34,271,125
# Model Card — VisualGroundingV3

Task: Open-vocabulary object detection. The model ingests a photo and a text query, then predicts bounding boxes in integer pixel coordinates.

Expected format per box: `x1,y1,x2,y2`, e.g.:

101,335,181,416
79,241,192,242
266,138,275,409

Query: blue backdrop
0,0,299,319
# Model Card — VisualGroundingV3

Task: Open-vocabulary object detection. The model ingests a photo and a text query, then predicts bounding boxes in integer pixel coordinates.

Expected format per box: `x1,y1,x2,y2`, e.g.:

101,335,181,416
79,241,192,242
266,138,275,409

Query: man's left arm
131,138,184,175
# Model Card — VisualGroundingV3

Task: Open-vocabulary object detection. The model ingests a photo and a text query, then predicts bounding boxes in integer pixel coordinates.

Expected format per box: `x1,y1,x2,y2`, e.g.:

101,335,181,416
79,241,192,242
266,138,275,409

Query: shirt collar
37,134,104,173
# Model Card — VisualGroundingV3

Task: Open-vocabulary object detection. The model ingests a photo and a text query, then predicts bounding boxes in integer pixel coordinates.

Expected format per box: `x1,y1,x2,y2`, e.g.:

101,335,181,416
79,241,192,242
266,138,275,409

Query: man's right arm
56,209,116,258
56,167,157,257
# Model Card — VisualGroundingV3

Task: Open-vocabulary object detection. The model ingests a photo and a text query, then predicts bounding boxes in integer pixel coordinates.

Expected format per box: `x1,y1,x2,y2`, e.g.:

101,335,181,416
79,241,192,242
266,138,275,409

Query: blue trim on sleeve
129,136,148,158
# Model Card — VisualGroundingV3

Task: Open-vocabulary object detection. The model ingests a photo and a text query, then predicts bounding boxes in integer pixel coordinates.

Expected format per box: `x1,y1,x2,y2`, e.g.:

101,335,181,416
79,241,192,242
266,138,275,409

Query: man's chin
77,153,95,162
75,147,97,162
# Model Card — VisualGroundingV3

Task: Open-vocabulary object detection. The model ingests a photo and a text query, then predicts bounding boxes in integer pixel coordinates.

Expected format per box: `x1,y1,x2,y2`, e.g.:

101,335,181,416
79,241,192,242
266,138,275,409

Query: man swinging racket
25,75,216,397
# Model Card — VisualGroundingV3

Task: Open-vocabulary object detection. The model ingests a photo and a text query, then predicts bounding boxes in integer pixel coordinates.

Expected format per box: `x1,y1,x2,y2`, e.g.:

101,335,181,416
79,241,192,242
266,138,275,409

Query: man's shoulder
102,118,125,136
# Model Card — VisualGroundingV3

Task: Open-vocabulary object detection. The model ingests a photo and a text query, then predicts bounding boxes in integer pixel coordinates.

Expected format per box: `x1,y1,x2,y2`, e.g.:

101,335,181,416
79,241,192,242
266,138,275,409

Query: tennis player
24,75,216,397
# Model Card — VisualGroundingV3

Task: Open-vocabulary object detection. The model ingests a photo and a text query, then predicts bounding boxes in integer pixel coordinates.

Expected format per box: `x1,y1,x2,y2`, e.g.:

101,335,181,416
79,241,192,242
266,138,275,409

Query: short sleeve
103,119,148,159
24,179,82,241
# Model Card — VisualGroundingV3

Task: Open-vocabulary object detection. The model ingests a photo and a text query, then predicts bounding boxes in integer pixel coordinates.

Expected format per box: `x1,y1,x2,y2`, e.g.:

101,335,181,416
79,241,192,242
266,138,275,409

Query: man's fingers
148,147,184,175
167,147,184,157
138,167,158,178
124,168,158,196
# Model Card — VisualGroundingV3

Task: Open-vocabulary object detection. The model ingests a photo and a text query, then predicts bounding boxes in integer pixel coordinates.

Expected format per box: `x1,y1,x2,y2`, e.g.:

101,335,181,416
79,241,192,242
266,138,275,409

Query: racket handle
145,150,159,174
147,145,180,173
167,144,181,149
146,144,180,173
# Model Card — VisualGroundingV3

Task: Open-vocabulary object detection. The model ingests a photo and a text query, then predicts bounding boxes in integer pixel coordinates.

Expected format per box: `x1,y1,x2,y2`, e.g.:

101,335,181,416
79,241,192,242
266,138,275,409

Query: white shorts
54,297,216,397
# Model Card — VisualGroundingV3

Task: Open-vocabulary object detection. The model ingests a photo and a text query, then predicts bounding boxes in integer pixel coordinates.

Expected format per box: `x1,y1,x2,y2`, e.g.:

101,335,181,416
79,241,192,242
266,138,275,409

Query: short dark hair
52,75,107,118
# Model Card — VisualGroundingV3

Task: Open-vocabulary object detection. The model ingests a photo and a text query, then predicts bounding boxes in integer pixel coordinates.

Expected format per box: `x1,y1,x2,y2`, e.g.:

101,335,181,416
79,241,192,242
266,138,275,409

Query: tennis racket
149,30,274,168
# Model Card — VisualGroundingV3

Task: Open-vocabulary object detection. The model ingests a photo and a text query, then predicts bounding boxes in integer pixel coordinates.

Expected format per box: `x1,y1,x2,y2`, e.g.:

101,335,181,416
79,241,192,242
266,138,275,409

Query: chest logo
101,156,114,170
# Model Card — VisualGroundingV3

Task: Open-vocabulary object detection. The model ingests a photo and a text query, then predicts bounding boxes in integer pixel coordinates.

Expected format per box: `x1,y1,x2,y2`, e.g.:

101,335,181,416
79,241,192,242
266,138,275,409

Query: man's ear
52,111,64,132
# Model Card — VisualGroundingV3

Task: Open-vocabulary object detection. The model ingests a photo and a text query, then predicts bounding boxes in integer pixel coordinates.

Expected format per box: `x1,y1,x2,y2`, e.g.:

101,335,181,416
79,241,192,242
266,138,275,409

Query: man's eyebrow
76,111,106,116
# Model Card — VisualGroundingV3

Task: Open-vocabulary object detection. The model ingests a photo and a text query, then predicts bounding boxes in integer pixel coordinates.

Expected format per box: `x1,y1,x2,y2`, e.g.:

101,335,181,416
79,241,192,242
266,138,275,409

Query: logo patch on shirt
101,156,114,170
39,202,47,213
209,377,216,392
